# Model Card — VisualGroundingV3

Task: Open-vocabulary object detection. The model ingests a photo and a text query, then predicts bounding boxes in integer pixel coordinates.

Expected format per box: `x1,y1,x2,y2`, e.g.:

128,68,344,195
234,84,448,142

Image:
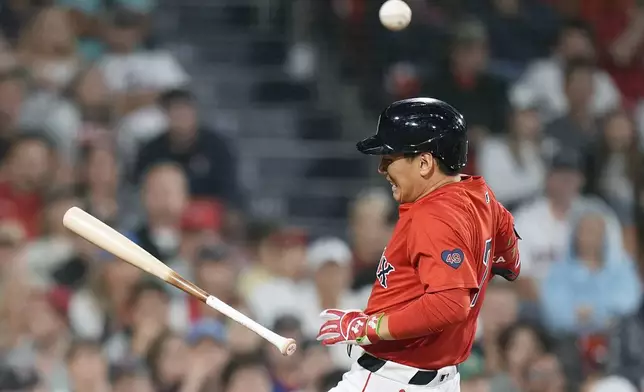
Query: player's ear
418,153,432,177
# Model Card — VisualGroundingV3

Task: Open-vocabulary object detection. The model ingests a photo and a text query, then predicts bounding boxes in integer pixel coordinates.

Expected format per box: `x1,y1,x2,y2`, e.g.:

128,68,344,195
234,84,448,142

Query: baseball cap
181,199,223,232
452,17,488,45
196,244,231,263
186,318,227,345
307,237,352,270
549,150,584,172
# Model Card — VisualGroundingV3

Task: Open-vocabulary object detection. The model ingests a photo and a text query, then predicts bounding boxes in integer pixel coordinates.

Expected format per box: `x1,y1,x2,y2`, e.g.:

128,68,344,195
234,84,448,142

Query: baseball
379,0,412,31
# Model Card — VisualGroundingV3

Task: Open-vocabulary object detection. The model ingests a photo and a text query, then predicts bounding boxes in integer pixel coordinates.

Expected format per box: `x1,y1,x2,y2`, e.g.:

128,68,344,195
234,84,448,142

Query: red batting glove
316,309,383,346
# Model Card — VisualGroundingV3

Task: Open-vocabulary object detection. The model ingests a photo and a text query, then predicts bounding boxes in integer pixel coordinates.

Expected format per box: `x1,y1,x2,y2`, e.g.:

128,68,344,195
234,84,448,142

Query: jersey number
470,238,492,308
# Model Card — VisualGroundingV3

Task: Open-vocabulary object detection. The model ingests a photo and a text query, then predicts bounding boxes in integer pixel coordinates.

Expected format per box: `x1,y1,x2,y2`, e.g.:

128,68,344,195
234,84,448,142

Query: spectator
424,17,509,137
176,244,238,325
265,316,305,391
0,68,27,161
77,145,140,231
540,207,641,335
349,188,394,295
225,303,264,356
111,362,155,392
65,339,111,392
145,330,190,392
104,279,174,364
99,8,189,161
587,110,642,253
130,162,188,261
470,0,558,74
511,19,621,122
0,133,54,238
0,220,26,286
182,318,230,392
22,189,85,289
299,340,335,390
68,254,143,342
524,354,567,392
490,322,551,391
476,281,520,373
134,88,241,205
513,151,620,301
239,219,285,296
19,65,113,163
6,286,72,391
477,105,545,210
607,297,644,388
16,7,82,92
544,59,601,167
245,228,310,332
221,353,273,392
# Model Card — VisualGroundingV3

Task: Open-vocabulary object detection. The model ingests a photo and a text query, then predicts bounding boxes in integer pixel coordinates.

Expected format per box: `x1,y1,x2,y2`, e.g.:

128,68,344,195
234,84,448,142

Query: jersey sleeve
492,202,521,281
408,213,478,294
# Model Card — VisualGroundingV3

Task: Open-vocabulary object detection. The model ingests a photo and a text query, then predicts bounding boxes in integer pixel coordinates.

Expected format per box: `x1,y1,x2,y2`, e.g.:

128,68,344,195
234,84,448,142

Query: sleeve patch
441,248,465,269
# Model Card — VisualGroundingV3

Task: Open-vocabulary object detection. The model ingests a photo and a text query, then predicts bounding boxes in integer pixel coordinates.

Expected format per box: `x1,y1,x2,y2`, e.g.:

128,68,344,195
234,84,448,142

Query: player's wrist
358,313,385,345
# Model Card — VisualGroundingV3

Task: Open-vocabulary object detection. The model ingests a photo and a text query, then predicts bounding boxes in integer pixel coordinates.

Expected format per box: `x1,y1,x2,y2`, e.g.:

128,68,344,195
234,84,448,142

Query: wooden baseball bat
62,206,297,356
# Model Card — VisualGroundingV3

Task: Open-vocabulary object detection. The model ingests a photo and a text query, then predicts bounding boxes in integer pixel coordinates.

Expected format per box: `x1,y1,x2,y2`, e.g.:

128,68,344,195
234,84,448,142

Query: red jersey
363,176,520,369
0,181,43,239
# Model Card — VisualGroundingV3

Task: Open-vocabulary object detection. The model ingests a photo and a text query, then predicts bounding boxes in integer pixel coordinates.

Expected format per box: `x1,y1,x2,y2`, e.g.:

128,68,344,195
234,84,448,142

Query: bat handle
205,295,297,356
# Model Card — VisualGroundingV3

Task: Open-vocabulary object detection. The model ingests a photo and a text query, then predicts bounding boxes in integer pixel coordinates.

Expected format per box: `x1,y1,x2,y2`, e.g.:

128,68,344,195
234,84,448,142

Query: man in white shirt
99,9,190,164
511,19,620,123
513,151,619,301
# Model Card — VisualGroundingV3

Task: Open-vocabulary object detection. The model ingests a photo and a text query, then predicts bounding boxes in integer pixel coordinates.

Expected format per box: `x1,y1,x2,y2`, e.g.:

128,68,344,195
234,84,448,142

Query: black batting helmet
356,98,468,172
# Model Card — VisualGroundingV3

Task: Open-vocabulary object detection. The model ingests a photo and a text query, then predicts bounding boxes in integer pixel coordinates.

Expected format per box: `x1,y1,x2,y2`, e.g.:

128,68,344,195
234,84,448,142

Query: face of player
378,153,434,203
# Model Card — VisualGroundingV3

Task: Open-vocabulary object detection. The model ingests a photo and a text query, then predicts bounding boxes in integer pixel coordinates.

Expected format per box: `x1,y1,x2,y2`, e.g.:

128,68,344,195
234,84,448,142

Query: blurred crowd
0,0,643,392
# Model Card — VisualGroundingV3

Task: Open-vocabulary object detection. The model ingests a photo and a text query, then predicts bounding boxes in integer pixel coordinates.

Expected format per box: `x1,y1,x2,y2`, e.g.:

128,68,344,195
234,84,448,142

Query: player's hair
557,18,594,45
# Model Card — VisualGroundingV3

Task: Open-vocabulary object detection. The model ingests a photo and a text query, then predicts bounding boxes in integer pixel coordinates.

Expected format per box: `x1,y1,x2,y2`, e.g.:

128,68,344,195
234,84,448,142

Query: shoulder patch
441,248,464,269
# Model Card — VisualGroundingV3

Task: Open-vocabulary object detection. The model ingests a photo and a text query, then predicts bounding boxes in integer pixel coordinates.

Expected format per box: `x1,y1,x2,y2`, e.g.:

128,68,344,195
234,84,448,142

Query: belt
357,353,459,386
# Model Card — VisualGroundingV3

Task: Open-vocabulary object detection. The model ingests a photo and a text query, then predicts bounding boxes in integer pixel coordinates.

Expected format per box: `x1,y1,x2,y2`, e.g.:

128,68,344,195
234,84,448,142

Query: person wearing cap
182,318,230,392
513,150,622,303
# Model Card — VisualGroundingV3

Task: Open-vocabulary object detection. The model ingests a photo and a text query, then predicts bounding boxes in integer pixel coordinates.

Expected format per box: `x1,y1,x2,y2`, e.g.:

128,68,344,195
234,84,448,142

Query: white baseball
379,0,412,31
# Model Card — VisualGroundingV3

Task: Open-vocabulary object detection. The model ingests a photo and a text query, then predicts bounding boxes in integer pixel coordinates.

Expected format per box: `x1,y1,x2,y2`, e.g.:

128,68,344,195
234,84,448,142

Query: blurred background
0,0,643,391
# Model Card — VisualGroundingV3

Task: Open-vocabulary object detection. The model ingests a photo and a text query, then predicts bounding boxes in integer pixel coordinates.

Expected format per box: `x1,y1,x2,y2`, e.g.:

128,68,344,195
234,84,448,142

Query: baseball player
316,98,521,391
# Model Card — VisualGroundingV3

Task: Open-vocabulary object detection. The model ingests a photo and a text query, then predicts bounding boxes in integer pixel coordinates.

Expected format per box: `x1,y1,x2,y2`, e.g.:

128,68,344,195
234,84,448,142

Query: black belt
357,353,458,386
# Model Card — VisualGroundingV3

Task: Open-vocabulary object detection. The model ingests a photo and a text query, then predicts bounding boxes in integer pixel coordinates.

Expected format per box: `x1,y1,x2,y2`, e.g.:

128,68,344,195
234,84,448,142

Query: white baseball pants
328,360,460,392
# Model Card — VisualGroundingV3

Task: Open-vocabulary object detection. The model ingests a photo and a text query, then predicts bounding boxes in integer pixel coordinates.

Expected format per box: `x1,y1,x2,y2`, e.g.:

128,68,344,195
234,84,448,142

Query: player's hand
316,309,383,346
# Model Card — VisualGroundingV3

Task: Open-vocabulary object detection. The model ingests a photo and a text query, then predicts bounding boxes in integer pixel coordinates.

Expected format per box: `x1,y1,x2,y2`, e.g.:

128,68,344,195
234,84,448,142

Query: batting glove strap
316,309,384,346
